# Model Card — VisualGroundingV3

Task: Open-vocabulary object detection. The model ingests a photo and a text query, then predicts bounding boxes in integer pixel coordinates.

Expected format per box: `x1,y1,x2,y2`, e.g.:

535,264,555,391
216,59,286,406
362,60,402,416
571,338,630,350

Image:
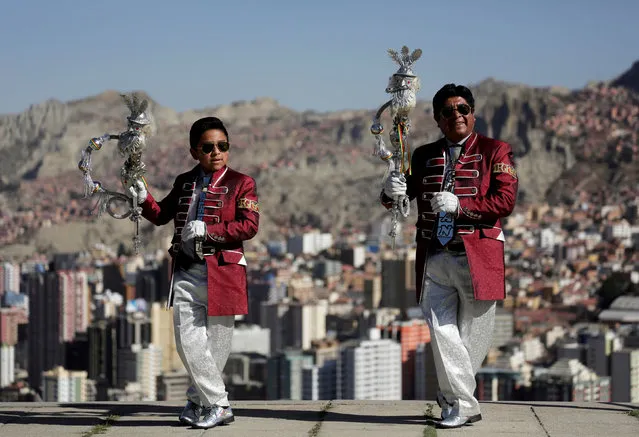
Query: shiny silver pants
420,251,496,416
173,262,234,407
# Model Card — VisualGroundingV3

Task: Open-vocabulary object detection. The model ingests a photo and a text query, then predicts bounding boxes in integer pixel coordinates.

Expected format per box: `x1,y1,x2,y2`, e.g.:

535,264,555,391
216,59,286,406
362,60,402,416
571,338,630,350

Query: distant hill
612,60,639,94
1,60,638,257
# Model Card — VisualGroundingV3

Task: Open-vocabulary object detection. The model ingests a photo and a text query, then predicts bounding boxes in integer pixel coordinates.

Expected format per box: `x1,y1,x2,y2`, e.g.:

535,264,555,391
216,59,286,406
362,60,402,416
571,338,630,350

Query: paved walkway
0,400,637,436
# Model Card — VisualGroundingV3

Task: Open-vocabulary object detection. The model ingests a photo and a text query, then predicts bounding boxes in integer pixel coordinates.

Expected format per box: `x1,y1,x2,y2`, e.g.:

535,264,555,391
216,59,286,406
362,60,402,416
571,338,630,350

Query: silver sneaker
178,400,202,426
193,405,235,429
437,413,482,429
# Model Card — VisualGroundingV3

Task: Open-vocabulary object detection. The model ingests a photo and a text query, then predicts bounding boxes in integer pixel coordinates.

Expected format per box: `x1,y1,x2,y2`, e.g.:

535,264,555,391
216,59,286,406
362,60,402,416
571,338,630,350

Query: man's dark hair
432,84,475,121
189,116,229,148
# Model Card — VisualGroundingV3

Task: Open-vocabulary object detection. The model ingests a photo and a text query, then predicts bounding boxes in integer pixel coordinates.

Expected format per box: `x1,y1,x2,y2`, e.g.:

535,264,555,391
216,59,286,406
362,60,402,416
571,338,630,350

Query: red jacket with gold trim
381,132,518,302
140,165,259,316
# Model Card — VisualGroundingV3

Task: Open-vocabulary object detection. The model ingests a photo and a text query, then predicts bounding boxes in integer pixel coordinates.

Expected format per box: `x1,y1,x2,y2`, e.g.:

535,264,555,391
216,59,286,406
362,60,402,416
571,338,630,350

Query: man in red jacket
381,84,518,428
130,117,259,429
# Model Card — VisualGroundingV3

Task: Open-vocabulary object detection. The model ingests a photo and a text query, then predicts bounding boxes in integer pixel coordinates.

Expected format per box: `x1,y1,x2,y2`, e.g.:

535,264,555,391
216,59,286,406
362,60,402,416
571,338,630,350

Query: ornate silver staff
371,45,422,248
77,92,154,254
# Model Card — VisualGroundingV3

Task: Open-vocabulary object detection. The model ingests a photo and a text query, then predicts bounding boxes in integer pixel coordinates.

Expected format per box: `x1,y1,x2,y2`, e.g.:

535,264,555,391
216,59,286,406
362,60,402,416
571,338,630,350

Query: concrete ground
0,400,637,437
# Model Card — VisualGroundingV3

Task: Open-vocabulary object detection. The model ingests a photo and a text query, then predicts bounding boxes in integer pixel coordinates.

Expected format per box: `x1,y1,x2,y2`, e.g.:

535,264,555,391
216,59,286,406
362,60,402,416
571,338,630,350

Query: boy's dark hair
432,84,475,121
189,117,229,148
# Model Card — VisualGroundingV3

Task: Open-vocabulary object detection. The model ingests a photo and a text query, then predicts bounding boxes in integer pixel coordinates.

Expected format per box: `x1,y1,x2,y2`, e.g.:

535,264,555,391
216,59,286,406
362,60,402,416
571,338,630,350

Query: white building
0,262,20,294
521,337,546,362
338,328,402,400
538,228,556,251
117,344,163,401
299,301,328,351
0,345,15,387
42,366,88,402
287,231,333,255
232,324,271,356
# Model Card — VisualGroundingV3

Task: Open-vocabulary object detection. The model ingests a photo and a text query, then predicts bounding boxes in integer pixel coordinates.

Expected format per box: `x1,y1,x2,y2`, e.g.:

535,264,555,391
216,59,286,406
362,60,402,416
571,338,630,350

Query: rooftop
0,400,637,436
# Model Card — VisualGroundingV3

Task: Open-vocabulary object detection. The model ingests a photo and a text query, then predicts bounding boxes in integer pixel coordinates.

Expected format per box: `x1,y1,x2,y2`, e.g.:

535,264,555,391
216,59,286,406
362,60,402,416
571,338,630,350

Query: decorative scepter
371,45,422,248
77,92,154,254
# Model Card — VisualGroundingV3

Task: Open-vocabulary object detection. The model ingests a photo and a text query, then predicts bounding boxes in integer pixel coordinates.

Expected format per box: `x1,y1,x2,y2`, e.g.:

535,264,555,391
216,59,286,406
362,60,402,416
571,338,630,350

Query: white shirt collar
446,133,472,147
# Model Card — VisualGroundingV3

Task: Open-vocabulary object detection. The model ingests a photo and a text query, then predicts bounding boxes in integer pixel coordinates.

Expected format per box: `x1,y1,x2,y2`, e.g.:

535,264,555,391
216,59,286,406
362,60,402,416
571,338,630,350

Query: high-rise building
587,332,619,377
0,262,20,295
363,276,382,309
232,324,271,357
380,319,431,399
380,251,416,312
531,358,611,401
150,302,184,373
261,301,290,354
156,370,191,401
266,350,313,400
117,311,151,349
42,366,88,402
57,270,91,343
338,329,402,400
247,281,270,325
24,271,64,392
59,271,77,343
224,352,267,400
74,271,91,335
300,339,340,401
302,360,337,400
611,348,639,402
475,368,520,401
287,232,333,256
261,300,328,354
0,344,15,387
414,342,439,400
492,308,514,349
88,320,118,389
136,268,159,303
290,301,328,351
117,344,163,401
340,246,366,269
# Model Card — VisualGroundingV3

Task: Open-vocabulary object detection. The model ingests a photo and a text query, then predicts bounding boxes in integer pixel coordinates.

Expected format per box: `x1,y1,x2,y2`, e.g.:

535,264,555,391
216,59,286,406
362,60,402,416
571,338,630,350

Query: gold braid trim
237,197,260,213
493,163,517,179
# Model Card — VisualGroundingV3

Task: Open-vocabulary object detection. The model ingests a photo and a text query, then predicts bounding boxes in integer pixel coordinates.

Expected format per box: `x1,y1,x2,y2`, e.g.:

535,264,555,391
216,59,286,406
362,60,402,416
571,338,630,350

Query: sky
1,0,638,115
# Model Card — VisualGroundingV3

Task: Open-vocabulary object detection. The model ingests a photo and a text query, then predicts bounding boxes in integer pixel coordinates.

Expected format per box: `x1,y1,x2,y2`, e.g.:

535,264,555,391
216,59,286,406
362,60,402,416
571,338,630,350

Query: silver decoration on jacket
371,45,422,248
77,92,154,254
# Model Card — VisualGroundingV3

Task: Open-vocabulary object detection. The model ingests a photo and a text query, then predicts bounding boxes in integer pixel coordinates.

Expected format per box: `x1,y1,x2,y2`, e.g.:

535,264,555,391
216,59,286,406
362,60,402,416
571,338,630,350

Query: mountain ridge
1,62,638,257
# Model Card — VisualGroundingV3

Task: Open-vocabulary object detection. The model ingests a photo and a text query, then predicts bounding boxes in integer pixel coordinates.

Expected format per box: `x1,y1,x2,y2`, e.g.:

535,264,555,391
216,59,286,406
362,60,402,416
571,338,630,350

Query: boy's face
190,129,229,172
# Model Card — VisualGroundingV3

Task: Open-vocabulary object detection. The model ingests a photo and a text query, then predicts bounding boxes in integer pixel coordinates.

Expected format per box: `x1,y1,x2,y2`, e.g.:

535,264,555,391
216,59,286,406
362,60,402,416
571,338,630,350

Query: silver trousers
420,251,496,416
173,262,234,407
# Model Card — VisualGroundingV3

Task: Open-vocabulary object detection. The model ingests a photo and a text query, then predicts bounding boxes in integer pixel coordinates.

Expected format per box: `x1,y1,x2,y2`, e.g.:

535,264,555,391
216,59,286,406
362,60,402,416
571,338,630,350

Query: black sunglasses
440,103,472,119
200,141,230,154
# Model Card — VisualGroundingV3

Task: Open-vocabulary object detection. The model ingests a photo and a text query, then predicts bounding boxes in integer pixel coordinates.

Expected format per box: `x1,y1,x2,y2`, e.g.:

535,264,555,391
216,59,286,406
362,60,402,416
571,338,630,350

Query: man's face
190,129,229,172
436,96,475,143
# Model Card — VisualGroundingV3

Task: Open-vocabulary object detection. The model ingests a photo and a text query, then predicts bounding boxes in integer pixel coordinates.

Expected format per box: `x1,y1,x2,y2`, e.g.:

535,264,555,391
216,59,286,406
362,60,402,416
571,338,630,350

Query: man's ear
189,148,198,160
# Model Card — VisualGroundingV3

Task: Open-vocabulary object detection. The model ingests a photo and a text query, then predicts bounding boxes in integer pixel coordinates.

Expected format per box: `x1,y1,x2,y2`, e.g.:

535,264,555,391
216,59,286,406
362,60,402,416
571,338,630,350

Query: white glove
128,180,147,205
180,220,206,258
182,220,206,242
383,172,407,198
430,191,459,214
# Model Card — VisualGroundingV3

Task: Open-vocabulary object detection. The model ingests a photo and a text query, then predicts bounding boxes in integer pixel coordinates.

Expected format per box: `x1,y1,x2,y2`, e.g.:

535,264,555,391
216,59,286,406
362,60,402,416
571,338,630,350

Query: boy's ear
189,148,198,160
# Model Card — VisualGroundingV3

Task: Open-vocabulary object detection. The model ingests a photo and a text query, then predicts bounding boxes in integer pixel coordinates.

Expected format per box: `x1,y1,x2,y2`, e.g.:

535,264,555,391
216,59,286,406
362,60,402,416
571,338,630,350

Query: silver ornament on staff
77,92,155,254
371,45,422,249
